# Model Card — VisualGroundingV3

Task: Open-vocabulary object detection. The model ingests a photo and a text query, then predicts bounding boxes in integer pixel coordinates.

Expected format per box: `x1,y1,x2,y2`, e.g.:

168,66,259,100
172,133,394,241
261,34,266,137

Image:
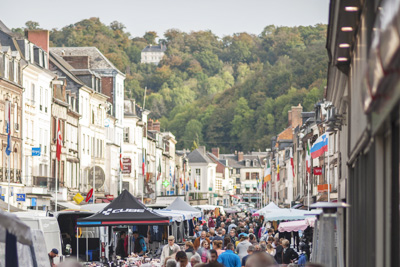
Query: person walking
194,231,211,250
161,236,181,267
266,243,276,256
209,249,219,263
236,233,252,260
281,239,299,264
217,243,241,267
213,240,225,256
241,245,255,267
176,251,191,267
185,241,197,260
197,240,211,263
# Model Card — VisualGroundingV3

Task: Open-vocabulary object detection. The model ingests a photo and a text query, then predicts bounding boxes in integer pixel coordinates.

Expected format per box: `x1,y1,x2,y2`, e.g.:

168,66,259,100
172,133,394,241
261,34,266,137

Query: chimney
198,146,206,155
62,56,90,69
290,104,303,129
26,30,49,53
238,151,244,162
153,120,160,132
288,110,292,127
147,119,153,131
211,147,220,158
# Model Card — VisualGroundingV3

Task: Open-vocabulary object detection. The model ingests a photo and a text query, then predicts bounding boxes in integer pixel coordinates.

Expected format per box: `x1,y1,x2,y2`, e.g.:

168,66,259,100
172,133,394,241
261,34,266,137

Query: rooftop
142,45,167,53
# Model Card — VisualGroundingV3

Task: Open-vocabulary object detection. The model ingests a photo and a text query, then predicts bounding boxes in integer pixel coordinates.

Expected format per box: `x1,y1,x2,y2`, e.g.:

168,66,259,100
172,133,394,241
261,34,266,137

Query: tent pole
77,228,79,261
86,229,88,262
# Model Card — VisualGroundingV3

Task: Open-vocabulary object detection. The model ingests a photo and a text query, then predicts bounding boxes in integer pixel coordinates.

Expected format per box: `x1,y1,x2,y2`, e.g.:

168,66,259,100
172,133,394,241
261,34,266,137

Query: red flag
120,148,123,170
290,148,295,178
56,120,62,161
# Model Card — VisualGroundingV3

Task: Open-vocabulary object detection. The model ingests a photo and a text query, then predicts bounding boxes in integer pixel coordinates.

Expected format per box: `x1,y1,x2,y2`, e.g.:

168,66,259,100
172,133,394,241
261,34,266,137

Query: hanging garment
6,230,18,267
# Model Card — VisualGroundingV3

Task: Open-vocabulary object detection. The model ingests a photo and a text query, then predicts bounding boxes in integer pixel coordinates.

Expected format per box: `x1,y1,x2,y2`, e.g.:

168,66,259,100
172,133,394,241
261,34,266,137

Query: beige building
0,42,23,208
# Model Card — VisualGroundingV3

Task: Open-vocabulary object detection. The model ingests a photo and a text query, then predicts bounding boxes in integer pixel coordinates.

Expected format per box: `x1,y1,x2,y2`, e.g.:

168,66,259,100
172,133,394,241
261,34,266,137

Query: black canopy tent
77,190,170,227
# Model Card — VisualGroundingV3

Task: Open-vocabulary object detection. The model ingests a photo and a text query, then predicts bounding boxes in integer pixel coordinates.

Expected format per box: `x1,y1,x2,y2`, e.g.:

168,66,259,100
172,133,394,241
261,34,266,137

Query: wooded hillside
17,18,328,152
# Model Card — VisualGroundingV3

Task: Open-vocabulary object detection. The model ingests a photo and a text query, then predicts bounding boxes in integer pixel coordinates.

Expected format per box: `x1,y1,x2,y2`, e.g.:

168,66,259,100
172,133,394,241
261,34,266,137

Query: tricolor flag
5,101,11,156
264,160,271,184
56,120,62,161
276,155,280,181
119,147,123,171
142,154,145,176
311,133,329,159
306,140,311,174
290,148,295,178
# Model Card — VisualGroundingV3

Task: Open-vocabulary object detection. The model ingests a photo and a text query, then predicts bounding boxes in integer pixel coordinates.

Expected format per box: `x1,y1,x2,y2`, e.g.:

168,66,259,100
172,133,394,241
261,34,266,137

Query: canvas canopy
278,217,316,232
261,208,316,221
164,198,202,219
253,202,281,216
77,190,170,227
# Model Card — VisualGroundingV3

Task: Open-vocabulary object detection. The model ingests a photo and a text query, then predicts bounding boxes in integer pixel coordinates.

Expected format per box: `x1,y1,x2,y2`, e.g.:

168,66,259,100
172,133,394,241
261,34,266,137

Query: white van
14,212,63,263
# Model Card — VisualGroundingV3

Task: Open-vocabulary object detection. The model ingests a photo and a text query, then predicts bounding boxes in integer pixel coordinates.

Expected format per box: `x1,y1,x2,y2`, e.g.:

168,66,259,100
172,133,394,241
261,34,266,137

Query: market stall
278,217,316,232
77,190,171,265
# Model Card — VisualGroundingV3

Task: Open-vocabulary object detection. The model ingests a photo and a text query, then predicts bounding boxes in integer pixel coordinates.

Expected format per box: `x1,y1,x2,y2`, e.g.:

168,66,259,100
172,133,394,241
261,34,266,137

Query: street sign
86,188,94,202
32,147,41,156
162,180,170,188
16,193,26,202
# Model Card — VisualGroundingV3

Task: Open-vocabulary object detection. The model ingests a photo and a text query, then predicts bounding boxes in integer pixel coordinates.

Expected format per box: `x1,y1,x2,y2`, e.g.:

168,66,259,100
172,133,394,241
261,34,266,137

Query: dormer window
43,53,48,69
245,159,250,167
253,159,257,167
29,44,34,64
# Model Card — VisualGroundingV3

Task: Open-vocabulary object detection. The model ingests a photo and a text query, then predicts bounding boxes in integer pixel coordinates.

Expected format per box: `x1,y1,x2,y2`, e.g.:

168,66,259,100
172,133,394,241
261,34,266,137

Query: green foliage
45,18,327,152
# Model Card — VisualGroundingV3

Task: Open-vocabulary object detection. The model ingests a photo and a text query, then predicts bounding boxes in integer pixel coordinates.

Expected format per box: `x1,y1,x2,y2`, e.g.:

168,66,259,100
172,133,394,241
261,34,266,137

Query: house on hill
141,44,166,64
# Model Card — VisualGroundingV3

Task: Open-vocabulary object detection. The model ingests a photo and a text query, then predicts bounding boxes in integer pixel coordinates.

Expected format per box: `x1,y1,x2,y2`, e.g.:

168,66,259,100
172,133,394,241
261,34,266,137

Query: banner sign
122,158,131,174
313,167,322,175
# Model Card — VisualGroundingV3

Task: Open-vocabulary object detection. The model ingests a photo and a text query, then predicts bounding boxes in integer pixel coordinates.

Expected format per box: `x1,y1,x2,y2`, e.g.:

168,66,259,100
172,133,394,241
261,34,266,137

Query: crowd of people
158,212,316,267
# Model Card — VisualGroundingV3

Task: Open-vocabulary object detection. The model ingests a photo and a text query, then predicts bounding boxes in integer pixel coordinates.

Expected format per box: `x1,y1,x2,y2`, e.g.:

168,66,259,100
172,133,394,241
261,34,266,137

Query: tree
143,31,158,44
183,119,203,149
25,21,40,30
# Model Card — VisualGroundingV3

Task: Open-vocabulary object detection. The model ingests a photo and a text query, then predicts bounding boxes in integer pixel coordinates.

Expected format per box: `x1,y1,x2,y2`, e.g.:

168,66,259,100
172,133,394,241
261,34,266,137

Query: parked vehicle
14,211,63,264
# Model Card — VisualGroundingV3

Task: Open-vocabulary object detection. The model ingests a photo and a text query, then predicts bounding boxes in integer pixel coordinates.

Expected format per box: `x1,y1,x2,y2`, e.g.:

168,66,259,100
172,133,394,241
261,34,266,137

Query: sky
1,0,329,38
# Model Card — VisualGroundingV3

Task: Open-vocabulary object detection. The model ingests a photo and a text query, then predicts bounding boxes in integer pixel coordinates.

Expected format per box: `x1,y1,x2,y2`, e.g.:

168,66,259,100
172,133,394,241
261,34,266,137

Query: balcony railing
0,168,22,183
32,176,60,191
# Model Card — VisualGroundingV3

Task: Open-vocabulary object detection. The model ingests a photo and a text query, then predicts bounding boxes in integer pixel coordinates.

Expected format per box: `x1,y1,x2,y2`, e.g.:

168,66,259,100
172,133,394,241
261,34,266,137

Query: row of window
81,134,104,158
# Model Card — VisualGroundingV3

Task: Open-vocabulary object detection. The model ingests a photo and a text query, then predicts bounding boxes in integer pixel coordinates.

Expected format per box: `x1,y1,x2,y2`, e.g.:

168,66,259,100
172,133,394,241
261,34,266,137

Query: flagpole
142,86,147,203
93,143,96,204
55,117,58,212
7,155,10,212
327,135,330,202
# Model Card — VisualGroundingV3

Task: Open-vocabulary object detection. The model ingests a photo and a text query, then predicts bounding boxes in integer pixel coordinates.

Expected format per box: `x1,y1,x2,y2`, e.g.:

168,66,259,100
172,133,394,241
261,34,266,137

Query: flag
306,140,311,174
311,133,328,159
257,177,262,191
142,154,145,176
5,101,11,156
157,158,162,181
169,166,173,186
56,120,62,161
119,147,123,171
276,154,280,181
264,160,271,183
180,173,183,189
290,148,295,178
194,178,197,189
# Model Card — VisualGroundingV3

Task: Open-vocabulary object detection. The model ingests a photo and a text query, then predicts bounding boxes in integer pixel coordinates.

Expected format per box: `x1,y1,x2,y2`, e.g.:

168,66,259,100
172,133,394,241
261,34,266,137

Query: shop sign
313,167,322,175
122,158,131,174
317,184,332,192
